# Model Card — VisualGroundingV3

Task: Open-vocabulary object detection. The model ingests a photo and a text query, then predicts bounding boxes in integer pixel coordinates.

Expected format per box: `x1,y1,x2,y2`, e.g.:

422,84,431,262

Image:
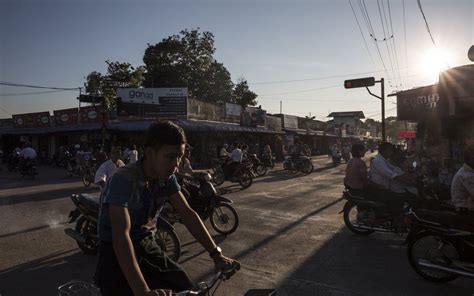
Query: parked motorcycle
211,160,253,189
283,155,313,175
64,193,182,261
341,176,439,236
7,151,20,172
19,159,37,179
405,207,474,282
162,172,239,235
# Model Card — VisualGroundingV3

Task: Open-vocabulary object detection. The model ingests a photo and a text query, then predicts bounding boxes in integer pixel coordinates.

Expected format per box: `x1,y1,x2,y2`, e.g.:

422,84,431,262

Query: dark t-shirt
98,161,180,242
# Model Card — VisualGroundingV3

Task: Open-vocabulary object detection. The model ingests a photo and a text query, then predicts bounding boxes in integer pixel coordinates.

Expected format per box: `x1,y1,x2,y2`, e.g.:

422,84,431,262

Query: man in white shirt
368,143,415,226
95,145,125,193
231,144,243,163
451,144,474,210
129,144,139,164
20,144,37,160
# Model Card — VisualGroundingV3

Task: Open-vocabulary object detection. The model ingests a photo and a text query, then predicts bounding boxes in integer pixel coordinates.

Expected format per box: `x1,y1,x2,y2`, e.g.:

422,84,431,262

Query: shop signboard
54,108,79,126
398,131,416,138
240,107,266,127
80,106,107,124
117,88,188,119
397,84,442,120
12,111,51,128
265,115,282,132
282,114,298,129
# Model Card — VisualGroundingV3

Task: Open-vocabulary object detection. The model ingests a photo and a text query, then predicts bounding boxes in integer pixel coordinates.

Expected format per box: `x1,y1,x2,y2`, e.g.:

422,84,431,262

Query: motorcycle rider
19,143,37,174
220,144,230,160
344,143,367,196
263,144,273,167
94,145,125,194
368,142,415,227
451,144,474,210
224,143,243,178
95,121,239,296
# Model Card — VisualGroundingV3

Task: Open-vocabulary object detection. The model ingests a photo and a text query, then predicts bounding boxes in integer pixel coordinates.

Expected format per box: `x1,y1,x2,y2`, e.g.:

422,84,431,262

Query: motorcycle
161,172,239,235
342,151,351,163
81,164,97,187
332,152,342,167
19,159,38,179
341,176,439,236
211,159,253,189
7,151,20,172
283,155,313,175
405,207,474,282
64,193,182,262
247,153,267,177
261,154,276,169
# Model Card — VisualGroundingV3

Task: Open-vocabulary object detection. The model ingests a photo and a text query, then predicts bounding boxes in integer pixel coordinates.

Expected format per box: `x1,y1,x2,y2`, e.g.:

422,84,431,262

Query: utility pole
280,100,282,114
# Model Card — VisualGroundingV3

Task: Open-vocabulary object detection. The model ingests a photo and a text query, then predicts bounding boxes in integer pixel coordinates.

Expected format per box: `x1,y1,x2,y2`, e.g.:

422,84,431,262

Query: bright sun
418,48,451,81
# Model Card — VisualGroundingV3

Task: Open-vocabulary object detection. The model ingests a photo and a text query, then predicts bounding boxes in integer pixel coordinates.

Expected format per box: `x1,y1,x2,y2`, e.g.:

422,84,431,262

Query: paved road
0,156,472,295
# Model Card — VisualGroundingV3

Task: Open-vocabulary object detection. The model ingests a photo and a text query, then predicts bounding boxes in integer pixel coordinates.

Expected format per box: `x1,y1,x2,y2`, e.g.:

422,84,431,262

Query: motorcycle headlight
203,172,212,181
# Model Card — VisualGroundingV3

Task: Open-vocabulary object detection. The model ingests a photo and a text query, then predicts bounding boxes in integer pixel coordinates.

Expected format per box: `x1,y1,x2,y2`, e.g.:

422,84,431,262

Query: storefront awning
106,119,284,134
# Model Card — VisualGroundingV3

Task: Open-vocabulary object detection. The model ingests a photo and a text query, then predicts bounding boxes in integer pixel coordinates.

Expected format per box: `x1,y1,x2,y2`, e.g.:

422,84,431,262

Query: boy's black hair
145,121,187,150
351,143,365,158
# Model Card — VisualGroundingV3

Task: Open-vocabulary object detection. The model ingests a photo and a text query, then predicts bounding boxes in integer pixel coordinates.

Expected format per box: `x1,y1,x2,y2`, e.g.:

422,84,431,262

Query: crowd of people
344,142,474,225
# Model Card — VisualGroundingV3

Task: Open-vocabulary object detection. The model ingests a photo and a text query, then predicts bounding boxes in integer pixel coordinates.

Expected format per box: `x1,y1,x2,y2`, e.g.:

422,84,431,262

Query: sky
1,0,473,121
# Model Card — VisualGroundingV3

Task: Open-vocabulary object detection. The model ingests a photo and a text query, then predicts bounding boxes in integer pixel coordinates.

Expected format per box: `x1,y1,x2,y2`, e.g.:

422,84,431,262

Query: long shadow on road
0,185,97,207
275,229,474,296
0,248,96,295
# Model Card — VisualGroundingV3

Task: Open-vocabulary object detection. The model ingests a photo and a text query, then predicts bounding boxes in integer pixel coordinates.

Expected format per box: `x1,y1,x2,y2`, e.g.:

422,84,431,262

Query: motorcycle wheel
155,225,181,262
82,170,92,187
212,168,225,186
283,161,291,171
210,203,239,235
343,202,375,235
407,231,459,282
255,164,267,176
75,217,98,255
238,170,253,189
301,161,313,175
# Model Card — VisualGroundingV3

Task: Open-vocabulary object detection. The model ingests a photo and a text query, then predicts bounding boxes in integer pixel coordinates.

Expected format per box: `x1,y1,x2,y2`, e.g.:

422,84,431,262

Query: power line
0,89,73,96
359,0,393,87
249,67,409,85
403,0,409,85
0,81,80,91
0,106,12,116
416,0,438,48
258,84,341,96
377,0,398,89
386,0,403,88
348,0,375,65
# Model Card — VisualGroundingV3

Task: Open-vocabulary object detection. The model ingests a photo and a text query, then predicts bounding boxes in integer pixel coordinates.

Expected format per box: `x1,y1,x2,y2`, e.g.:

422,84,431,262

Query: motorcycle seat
415,209,474,231
79,194,100,209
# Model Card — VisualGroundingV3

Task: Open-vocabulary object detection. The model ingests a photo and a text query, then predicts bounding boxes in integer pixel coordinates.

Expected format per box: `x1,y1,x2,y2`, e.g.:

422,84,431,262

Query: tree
84,61,145,108
232,79,258,107
143,28,246,103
